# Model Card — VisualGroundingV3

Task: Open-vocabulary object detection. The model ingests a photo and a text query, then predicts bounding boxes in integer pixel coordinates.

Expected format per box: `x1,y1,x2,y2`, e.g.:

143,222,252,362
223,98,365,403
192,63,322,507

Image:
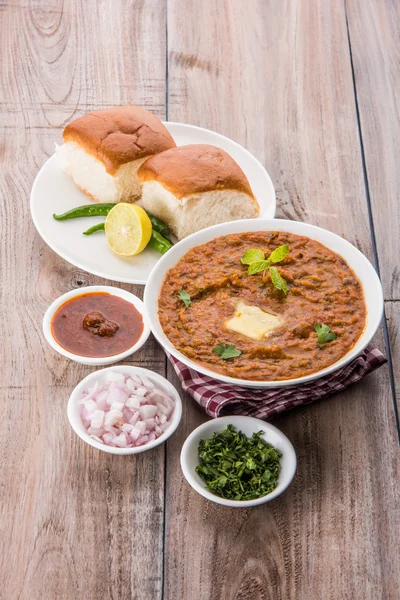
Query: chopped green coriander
213,344,242,359
314,322,337,344
178,289,191,308
196,425,281,501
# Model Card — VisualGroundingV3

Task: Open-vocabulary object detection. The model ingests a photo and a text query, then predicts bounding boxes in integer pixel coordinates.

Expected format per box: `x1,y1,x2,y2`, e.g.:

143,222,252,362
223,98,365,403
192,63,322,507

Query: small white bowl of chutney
43,285,150,366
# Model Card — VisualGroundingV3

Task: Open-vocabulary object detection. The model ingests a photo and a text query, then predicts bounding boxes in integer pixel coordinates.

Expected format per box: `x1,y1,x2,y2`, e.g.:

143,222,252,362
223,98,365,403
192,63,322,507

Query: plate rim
30,121,276,285
30,161,149,284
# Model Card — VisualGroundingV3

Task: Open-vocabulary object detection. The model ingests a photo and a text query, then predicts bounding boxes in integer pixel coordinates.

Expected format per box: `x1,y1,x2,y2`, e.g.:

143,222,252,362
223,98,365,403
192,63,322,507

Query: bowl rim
180,415,297,507
144,218,384,388
43,285,151,365
67,365,183,454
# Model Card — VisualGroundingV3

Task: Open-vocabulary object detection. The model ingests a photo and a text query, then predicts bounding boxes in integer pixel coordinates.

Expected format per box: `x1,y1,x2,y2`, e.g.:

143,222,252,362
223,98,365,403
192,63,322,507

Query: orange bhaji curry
158,232,366,381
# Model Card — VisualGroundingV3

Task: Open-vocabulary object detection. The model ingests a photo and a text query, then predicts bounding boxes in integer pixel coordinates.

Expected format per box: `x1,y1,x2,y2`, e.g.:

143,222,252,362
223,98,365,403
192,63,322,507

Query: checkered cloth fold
168,347,386,420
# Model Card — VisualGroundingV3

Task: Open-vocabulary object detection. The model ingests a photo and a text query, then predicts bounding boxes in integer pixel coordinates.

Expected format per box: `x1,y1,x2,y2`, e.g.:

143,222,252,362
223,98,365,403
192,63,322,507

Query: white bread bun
137,144,259,239
57,106,176,203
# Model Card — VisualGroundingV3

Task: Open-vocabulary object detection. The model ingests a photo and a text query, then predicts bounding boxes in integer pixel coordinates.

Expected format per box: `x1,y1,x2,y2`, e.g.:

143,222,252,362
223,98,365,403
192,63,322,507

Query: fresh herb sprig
178,289,191,308
196,425,281,501
213,344,242,359
241,244,289,294
314,322,337,344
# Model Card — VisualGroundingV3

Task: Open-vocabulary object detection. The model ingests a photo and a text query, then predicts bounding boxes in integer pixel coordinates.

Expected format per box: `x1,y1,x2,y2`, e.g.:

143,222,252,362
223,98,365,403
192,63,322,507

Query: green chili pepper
146,214,171,241
82,223,172,255
53,203,116,220
83,223,105,235
54,203,171,239
148,230,173,254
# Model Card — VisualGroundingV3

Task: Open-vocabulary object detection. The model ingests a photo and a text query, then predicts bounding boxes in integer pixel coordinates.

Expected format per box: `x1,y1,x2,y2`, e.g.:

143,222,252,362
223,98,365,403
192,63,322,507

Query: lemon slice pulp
105,203,152,256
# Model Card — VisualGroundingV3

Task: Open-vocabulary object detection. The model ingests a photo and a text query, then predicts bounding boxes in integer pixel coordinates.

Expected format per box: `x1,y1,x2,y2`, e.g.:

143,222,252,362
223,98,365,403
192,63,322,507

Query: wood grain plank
168,0,372,254
346,0,400,301
0,0,166,126
345,0,400,437
0,1,167,599
386,301,400,418
165,1,400,599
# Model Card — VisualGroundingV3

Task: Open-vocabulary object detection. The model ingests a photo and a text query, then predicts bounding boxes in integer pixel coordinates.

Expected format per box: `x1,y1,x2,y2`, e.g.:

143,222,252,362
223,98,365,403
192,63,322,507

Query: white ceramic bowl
180,416,296,507
67,365,182,454
43,285,150,366
144,218,384,388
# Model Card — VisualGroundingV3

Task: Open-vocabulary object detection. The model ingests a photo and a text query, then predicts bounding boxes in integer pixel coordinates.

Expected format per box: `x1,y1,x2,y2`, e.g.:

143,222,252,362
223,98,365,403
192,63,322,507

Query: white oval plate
30,122,276,284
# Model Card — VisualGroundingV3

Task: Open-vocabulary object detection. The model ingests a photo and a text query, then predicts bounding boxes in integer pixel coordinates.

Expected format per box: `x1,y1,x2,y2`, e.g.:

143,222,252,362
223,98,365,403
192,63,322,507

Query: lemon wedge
105,203,152,256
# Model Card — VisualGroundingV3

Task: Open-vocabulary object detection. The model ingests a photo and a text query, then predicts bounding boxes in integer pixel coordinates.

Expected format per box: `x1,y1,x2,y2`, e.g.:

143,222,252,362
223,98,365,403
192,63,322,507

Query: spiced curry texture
158,232,366,381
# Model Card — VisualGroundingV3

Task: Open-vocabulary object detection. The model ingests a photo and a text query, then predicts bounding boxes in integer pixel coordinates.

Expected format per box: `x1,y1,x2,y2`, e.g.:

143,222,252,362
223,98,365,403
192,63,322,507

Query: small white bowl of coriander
180,416,296,507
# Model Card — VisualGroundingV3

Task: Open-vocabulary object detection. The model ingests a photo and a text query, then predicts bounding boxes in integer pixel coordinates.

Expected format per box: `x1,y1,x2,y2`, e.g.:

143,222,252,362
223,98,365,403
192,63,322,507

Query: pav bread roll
137,144,259,239
57,106,176,203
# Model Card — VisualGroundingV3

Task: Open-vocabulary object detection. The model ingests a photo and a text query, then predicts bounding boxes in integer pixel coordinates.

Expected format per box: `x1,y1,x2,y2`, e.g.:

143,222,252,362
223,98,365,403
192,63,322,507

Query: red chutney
51,292,143,358
158,231,367,381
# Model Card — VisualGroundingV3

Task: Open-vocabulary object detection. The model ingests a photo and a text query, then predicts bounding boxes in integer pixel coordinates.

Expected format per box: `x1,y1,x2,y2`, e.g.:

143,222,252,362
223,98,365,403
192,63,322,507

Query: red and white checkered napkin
168,347,386,420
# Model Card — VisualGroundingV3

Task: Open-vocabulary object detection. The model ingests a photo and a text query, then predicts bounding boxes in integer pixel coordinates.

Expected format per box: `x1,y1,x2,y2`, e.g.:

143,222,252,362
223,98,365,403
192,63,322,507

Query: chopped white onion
139,405,158,420
130,427,141,441
121,423,133,433
135,387,148,397
114,433,127,448
106,389,128,406
105,410,123,428
141,376,155,390
143,418,155,430
89,427,104,437
126,396,141,410
136,434,148,446
156,403,169,416
106,372,125,382
79,372,174,448
84,399,97,414
103,432,115,445
90,410,105,430
129,412,140,426
136,420,146,435
125,378,136,391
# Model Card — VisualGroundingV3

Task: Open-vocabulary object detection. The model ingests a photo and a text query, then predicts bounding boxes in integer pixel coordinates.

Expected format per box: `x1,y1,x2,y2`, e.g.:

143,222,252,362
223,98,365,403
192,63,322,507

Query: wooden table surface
1,1,399,599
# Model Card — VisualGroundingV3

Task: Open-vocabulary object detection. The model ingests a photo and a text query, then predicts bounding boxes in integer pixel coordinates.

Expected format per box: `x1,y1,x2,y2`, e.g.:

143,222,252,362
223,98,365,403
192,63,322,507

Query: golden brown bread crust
63,106,176,175
137,144,255,200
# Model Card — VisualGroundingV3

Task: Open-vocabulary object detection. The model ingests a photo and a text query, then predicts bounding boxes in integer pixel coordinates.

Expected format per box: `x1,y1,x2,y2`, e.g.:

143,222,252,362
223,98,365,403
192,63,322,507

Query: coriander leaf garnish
267,244,290,263
178,289,191,308
241,248,265,265
241,244,290,294
213,344,242,359
269,266,288,295
314,322,337,344
195,424,281,501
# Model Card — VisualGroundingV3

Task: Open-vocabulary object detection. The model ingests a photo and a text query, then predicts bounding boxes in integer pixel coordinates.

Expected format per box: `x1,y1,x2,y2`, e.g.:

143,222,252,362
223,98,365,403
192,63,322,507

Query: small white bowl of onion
67,366,182,454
